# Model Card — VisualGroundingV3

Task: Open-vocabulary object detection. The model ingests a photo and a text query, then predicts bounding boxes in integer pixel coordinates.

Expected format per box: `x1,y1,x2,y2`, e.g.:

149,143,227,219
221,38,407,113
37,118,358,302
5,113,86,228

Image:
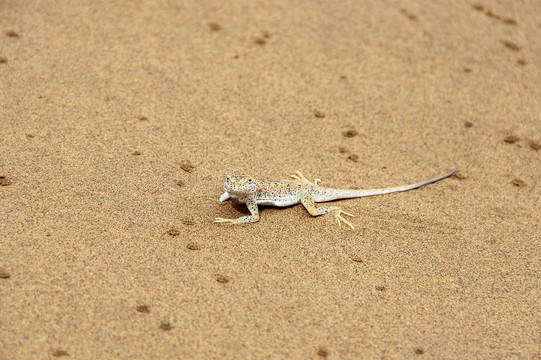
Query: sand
1,0,540,359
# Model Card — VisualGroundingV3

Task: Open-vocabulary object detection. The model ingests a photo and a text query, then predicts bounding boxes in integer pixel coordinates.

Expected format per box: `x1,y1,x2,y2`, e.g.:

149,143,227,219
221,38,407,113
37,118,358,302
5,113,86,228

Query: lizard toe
333,210,355,230
215,218,235,223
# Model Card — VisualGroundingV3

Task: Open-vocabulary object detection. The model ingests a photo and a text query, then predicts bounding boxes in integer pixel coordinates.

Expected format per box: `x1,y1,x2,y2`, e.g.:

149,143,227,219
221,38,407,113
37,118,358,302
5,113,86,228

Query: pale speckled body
251,181,359,206
216,166,457,230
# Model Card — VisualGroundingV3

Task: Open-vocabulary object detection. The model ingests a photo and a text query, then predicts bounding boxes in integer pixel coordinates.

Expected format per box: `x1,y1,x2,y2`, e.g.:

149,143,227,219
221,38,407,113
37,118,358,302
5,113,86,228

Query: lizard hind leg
299,191,355,229
290,171,322,186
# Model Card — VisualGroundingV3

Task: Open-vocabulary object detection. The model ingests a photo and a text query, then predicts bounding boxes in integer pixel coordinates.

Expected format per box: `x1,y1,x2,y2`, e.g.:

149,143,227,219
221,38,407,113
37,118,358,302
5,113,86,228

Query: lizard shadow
229,202,298,214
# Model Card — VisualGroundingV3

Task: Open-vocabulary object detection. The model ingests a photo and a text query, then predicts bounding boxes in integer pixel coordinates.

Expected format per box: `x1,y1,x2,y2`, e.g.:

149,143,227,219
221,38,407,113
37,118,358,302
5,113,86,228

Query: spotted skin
216,166,457,230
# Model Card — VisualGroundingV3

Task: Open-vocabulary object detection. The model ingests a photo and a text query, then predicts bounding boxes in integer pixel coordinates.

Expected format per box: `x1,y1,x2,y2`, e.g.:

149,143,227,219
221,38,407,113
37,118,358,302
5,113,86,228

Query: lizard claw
334,210,355,230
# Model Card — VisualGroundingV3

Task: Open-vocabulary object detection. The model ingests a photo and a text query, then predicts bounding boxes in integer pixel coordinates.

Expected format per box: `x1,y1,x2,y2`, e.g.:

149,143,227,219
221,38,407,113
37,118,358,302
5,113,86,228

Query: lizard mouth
226,189,248,196
224,184,251,195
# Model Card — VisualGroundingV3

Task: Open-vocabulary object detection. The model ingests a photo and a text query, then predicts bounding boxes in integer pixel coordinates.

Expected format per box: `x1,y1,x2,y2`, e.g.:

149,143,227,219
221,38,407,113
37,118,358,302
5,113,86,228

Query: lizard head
224,173,257,195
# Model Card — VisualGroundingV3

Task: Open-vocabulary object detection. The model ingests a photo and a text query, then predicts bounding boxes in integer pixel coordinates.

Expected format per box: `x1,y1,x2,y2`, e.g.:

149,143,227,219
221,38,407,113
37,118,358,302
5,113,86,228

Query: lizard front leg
299,191,355,229
215,195,260,224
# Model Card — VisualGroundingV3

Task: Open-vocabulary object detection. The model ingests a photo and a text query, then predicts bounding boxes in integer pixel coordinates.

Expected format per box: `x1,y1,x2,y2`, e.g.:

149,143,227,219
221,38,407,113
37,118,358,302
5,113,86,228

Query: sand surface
1,1,540,359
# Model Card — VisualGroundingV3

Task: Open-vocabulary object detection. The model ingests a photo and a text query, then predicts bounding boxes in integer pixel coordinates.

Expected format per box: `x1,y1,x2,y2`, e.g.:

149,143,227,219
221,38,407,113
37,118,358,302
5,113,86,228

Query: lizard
215,165,458,229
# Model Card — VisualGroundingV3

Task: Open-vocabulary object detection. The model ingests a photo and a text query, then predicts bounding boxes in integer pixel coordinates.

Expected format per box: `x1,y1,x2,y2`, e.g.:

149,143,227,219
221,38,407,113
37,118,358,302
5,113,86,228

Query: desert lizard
215,165,457,229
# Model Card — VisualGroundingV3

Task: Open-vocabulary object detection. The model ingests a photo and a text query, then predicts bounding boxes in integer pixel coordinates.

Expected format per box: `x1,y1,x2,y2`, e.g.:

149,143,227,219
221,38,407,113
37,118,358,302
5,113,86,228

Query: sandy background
1,0,540,359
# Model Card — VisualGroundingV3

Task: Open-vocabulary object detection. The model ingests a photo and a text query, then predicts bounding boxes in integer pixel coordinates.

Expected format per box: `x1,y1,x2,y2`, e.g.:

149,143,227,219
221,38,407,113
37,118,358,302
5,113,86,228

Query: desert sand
1,0,540,359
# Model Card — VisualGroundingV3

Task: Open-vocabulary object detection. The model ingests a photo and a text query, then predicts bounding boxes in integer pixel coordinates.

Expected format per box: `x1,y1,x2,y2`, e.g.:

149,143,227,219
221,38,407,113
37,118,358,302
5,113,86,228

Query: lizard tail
320,165,458,201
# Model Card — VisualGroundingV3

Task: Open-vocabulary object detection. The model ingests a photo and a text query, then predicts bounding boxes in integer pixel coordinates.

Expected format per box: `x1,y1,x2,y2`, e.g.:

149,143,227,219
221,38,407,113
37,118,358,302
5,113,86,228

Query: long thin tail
324,165,458,200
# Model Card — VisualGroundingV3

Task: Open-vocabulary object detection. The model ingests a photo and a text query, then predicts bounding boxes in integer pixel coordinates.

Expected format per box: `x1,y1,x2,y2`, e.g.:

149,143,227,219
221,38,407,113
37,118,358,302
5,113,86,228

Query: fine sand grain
1,1,540,359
